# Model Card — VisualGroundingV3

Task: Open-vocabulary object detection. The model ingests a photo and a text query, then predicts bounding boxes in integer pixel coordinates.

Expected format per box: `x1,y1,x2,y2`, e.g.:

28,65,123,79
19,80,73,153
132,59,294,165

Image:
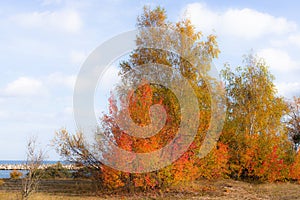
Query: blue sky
0,0,300,160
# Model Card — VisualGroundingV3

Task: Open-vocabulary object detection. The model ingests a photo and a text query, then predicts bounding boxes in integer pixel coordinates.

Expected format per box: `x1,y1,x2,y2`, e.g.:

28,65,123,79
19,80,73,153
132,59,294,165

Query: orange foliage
197,142,229,179
102,166,125,189
257,146,288,182
101,80,228,189
290,152,300,182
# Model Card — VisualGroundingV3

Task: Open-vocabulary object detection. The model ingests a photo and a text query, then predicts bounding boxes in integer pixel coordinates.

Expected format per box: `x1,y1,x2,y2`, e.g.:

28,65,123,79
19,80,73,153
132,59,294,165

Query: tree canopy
54,6,300,192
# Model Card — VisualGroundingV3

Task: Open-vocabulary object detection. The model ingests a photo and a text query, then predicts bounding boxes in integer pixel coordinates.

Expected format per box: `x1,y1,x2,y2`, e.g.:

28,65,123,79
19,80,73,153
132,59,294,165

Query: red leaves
257,145,288,182
133,174,157,189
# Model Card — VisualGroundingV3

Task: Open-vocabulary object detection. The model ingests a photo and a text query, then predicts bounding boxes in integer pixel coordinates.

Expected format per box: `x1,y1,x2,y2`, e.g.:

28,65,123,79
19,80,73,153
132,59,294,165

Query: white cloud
2,77,46,97
222,8,296,39
182,2,300,100
46,73,76,89
287,34,300,47
276,82,300,98
184,3,297,39
11,9,82,33
1,74,75,98
271,34,300,48
257,48,298,71
182,3,217,34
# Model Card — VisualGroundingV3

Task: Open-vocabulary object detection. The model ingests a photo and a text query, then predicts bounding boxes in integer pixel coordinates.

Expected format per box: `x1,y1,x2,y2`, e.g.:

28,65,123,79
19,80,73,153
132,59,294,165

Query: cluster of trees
53,6,300,192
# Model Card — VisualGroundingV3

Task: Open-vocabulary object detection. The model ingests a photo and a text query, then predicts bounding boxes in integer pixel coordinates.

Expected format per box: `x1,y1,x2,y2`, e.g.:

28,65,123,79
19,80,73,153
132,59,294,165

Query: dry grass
0,192,105,200
167,179,300,200
1,179,300,199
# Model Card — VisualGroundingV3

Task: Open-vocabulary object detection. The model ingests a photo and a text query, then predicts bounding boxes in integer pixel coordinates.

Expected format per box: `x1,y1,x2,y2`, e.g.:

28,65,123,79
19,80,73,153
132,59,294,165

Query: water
0,160,63,179
0,170,28,179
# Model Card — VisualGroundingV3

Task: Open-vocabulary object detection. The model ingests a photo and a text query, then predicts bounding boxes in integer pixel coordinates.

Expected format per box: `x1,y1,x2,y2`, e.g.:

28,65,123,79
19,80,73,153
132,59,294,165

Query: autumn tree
53,6,300,190
221,55,293,181
98,6,227,190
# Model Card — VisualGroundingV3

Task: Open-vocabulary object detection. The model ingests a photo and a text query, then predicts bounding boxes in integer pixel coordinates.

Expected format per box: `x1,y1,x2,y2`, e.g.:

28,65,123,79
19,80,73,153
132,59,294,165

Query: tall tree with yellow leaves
221,55,293,181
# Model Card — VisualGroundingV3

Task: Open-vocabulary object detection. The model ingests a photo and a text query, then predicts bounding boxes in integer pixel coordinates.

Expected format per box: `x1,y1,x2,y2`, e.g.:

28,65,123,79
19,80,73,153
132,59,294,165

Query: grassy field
1,179,300,199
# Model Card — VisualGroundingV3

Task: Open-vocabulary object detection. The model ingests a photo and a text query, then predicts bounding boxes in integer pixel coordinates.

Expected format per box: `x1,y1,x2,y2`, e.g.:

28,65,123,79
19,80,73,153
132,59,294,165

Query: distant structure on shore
0,163,77,170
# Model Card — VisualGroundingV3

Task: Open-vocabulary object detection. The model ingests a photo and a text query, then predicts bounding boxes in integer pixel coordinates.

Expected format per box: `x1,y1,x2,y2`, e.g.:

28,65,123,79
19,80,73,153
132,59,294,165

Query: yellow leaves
206,35,220,58
102,166,125,189
289,152,300,182
138,6,167,28
220,54,295,182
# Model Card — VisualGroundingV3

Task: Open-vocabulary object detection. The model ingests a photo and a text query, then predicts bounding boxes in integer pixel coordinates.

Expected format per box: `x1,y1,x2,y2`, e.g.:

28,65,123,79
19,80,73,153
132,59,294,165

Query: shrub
10,170,23,179
37,162,72,179
290,152,300,182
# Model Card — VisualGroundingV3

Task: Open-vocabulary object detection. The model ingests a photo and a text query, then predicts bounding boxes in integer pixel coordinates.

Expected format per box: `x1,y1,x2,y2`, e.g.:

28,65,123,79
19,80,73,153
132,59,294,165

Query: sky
0,0,299,160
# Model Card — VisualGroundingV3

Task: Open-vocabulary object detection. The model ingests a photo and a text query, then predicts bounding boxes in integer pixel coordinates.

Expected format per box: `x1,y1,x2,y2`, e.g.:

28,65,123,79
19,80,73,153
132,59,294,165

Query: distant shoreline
0,163,76,170
0,160,75,170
